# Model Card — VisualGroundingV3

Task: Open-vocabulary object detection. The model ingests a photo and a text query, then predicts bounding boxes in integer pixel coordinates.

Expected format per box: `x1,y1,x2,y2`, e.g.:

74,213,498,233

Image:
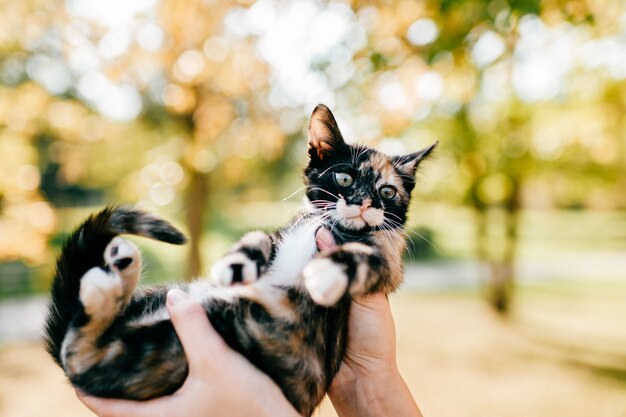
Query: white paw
211,253,258,286
105,237,140,273
303,258,348,306
79,267,123,318
238,231,272,259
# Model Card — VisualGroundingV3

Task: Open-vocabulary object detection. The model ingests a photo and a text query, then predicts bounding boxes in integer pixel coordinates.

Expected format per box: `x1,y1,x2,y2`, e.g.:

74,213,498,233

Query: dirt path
1,290,625,417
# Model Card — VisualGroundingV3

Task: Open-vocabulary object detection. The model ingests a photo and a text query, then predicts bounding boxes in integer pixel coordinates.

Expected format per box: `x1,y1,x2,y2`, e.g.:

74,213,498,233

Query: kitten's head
304,104,436,233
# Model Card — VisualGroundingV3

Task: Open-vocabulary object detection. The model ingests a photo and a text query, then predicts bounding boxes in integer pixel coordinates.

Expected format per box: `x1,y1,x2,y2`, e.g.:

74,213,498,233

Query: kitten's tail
44,206,186,365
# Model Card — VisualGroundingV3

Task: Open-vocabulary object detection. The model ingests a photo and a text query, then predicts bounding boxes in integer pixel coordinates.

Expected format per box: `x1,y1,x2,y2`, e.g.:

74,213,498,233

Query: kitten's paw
211,253,258,286
238,231,273,260
105,237,140,273
80,267,124,319
303,258,348,306
104,237,141,297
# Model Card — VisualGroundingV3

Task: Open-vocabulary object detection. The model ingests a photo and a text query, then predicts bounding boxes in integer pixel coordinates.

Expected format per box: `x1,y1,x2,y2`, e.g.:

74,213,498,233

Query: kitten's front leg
211,231,275,285
303,243,389,306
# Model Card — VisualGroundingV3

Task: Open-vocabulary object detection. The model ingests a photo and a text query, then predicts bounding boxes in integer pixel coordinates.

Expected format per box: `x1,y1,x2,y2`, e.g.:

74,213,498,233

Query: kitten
44,104,436,416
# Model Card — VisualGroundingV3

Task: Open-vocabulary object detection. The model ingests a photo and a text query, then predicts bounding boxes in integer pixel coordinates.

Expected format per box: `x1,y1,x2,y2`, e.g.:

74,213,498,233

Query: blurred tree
0,0,284,280
292,0,626,312
149,0,274,277
1,0,625,311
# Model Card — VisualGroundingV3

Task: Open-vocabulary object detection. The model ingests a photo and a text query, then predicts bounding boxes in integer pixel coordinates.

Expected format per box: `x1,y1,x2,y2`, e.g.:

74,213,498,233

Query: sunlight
406,17,439,46
225,0,365,109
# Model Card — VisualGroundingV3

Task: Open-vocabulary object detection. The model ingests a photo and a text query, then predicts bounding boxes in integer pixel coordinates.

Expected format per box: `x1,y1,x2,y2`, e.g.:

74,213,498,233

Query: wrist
330,365,406,417
359,367,408,415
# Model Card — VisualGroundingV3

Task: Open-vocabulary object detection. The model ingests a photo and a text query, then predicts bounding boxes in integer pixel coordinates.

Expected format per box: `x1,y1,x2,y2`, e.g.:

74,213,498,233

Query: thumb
316,227,337,251
166,289,226,370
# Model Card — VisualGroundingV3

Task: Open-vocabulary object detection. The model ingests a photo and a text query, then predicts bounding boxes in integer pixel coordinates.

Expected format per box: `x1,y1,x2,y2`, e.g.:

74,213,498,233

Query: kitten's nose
359,199,372,213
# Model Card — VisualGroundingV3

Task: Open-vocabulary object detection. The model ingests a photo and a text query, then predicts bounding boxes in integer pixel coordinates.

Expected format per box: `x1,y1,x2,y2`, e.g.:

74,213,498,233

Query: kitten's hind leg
211,231,274,286
63,238,141,375
104,237,141,300
80,237,141,326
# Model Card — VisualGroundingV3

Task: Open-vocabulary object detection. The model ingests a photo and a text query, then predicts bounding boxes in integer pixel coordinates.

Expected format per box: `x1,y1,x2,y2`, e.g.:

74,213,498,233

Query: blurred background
1,0,625,416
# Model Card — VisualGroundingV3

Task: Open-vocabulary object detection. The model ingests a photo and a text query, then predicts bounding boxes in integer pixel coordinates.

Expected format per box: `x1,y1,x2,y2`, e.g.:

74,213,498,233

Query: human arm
77,289,300,417
327,294,423,417
316,227,423,417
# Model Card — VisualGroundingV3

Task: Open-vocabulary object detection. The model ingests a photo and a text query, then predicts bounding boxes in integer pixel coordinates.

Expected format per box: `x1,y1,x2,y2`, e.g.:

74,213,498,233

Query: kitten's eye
334,172,354,187
379,186,396,200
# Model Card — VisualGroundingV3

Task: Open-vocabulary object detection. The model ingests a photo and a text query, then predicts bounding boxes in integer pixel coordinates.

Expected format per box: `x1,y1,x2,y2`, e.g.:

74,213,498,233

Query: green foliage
0,0,625,306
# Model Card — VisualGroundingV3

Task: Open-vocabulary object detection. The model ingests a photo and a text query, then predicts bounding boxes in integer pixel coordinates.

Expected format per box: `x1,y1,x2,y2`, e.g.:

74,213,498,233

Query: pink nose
360,199,371,213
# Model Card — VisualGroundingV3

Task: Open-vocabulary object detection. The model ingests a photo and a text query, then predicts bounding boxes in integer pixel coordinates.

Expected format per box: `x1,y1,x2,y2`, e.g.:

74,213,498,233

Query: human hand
316,227,422,417
77,289,299,417
316,227,397,378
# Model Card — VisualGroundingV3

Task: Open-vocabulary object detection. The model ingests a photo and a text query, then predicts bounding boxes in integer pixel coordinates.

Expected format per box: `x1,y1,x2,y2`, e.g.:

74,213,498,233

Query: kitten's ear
392,141,438,177
308,104,347,163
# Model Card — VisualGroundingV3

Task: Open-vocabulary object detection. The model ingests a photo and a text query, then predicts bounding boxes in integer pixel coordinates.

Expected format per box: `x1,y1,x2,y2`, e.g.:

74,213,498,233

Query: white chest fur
184,217,321,310
264,217,321,286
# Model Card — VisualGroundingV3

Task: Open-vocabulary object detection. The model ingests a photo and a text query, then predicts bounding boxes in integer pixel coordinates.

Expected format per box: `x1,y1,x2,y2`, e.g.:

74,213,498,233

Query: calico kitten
44,104,436,416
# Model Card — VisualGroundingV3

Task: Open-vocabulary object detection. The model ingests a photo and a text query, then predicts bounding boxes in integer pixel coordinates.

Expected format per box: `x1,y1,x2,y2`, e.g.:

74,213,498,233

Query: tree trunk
185,168,209,280
489,181,521,314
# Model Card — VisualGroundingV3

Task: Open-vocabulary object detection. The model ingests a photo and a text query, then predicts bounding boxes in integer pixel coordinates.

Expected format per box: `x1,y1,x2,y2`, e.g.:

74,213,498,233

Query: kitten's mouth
335,199,384,230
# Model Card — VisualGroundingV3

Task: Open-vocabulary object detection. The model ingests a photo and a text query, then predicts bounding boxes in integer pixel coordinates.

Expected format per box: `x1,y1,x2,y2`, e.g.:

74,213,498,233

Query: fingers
166,289,226,371
316,227,337,251
76,390,161,417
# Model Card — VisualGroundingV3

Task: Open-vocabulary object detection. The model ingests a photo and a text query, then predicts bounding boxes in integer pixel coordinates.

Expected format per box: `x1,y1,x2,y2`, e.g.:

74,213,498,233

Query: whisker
384,218,441,253
309,187,341,200
318,162,352,178
312,204,336,211
309,199,337,210
379,222,414,259
319,213,336,224
309,200,336,204
281,185,307,201
384,211,404,222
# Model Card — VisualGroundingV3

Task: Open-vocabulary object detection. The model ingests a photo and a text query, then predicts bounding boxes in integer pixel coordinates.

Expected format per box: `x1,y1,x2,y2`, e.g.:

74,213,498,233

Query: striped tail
44,206,186,365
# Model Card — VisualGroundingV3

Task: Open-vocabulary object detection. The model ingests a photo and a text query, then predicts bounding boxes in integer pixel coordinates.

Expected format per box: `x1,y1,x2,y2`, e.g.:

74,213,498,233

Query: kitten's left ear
392,141,438,177
308,104,347,163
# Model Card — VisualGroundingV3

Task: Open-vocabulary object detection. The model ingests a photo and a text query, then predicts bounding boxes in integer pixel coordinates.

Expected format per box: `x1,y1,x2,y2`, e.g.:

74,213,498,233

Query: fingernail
167,288,188,306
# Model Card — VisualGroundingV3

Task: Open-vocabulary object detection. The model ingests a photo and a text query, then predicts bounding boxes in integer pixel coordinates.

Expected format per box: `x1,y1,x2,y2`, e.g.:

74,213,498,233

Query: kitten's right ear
392,141,438,178
308,104,347,163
